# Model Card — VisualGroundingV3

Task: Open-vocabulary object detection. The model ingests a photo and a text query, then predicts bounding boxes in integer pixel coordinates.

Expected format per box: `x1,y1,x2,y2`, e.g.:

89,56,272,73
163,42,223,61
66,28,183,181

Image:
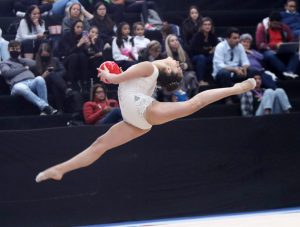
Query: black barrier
1,114,300,226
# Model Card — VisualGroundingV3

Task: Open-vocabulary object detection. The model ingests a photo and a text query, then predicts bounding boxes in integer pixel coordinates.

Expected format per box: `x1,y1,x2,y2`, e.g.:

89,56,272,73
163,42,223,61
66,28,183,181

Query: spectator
15,5,47,59
89,1,116,45
133,22,150,58
86,26,108,80
83,83,122,125
0,40,57,115
138,40,163,62
240,33,277,89
280,0,300,40
213,27,250,89
190,17,219,86
62,2,90,34
164,34,198,97
112,22,138,70
240,72,292,116
0,28,9,61
51,0,93,19
256,11,299,79
181,5,202,49
35,42,73,112
58,19,89,91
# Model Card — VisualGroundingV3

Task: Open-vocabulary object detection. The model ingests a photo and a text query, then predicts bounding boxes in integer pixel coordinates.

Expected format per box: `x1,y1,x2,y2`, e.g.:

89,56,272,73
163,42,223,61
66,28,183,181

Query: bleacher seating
0,0,300,130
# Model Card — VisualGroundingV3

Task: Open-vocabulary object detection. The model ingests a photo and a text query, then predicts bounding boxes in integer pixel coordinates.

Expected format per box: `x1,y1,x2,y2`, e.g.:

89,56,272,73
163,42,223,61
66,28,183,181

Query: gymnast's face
165,57,183,77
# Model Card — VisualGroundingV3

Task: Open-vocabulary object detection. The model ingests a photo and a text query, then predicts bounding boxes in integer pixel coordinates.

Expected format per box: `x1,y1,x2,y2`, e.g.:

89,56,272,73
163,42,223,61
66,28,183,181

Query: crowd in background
0,0,299,124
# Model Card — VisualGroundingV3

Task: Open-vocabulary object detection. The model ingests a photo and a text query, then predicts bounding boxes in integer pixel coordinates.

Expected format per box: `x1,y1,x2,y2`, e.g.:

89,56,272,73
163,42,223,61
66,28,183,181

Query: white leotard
118,63,159,129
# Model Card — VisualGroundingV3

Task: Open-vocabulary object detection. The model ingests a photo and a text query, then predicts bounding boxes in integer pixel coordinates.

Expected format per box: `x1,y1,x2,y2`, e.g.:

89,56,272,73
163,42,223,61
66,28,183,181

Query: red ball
98,61,122,84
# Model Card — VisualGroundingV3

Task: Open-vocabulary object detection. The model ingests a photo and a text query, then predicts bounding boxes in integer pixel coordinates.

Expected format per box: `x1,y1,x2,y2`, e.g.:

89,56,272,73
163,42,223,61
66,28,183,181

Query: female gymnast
36,57,256,182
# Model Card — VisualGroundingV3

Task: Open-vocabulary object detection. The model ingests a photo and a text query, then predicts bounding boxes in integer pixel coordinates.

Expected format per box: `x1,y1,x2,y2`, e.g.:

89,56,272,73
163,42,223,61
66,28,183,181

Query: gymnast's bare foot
35,167,63,183
234,78,256,94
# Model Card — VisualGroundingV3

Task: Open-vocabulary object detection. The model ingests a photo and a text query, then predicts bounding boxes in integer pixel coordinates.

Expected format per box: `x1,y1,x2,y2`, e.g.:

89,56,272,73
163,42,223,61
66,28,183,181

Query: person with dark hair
181,5,202,48
35,42,72,112
58,19,89,91
89,1,116,45
240,71,291,116
112,22,138,70
190,17,219,86
35,56,256,183
280,0,300,40
0,40,57,115
83,83,122,125
213,27,250,99
15,5,47,59
256,11,299,79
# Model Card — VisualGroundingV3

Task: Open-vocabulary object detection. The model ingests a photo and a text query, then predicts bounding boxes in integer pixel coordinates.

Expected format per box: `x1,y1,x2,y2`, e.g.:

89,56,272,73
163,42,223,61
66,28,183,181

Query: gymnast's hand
97,66,119,84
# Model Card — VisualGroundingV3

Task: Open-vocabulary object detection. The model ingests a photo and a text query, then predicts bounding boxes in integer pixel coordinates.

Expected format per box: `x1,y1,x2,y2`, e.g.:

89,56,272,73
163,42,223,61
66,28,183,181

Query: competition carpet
77,207,300,227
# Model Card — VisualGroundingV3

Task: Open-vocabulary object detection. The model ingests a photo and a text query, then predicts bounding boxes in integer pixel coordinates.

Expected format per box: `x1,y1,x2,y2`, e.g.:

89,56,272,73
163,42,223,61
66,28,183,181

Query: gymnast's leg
35,121,149,182
146,78,256,125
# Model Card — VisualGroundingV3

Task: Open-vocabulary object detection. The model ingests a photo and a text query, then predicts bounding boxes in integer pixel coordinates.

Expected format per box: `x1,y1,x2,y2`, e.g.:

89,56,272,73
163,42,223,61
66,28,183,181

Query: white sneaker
283,72,299,79
265,70,278,81
16,11,25,17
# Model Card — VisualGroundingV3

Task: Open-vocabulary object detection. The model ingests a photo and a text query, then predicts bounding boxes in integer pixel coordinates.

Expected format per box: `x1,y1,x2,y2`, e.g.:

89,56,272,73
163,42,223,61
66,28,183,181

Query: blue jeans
192,54,212,81
96,108,122,125
263,50,299,76
11,77,49,111
51,0,80,16
255,88,291,116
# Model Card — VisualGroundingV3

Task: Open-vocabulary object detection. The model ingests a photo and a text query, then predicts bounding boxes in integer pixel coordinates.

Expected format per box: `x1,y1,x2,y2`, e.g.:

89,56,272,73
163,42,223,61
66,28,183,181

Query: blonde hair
165,34,186,63
66,3,85,21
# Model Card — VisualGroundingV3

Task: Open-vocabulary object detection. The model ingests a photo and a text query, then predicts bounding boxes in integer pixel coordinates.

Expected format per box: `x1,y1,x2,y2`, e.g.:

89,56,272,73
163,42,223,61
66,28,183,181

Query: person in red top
83,83,122,125
255,11,299,79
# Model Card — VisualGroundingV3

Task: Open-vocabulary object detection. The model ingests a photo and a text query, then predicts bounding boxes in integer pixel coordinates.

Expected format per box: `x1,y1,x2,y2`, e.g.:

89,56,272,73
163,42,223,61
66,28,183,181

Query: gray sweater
0,58,36,88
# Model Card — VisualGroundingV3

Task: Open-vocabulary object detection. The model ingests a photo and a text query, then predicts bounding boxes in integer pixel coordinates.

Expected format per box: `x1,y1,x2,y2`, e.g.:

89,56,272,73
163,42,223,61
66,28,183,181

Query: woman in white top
35,57,256,182
15,5,46,59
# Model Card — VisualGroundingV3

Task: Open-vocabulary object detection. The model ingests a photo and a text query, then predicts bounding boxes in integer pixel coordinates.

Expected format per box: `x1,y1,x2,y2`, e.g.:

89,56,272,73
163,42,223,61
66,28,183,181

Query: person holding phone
36,42,73,112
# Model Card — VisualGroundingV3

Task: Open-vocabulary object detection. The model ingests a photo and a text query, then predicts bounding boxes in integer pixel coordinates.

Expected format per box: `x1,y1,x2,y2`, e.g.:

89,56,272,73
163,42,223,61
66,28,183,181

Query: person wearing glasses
213,27,250,103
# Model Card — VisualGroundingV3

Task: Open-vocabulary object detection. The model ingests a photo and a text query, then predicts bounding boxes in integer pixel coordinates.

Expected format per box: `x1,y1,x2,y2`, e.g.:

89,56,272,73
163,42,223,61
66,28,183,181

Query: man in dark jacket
0,40,57,115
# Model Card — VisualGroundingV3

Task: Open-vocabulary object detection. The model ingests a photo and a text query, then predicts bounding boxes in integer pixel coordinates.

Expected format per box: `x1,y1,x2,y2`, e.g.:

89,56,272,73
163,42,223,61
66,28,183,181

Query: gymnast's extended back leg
146,78,256,125
36,121,149,182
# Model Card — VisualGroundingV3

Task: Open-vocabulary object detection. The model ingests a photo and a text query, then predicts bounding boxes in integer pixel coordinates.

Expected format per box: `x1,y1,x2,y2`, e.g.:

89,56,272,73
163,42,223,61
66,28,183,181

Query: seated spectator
62,2,90,34
35,42,73,112
256,11,299,79
280,0,300,40
51,0,93,18
58,20,89,91
15,5,47,59
240,33,277,89
89,1,116,45
83,83,122,125
213,27,250,90
86,26,108,80
190,17,219,86
13,0,52,16
0,28,9,61
0,40,57,115
133,22,150,58
112,22,138,70
240,72,292,116
181,5,202,50
138,40,163,62
164,34,198,98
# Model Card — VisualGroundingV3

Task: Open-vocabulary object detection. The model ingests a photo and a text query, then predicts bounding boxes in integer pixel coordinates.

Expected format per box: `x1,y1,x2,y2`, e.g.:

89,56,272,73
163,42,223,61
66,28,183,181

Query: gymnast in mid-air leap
36,57,256,182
